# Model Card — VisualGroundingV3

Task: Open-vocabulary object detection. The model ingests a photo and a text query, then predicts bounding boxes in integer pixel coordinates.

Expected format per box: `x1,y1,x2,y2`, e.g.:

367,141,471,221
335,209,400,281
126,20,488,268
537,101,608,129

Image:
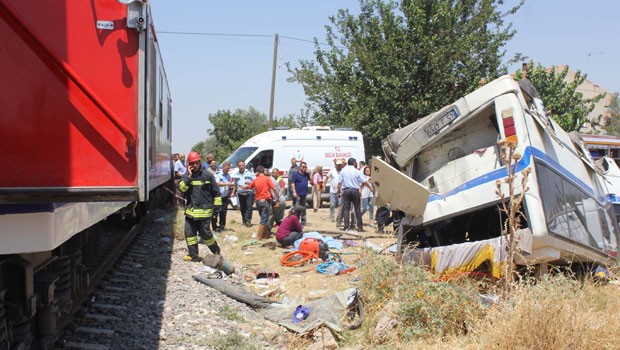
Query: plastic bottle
325,263,339,275
224,235,238,243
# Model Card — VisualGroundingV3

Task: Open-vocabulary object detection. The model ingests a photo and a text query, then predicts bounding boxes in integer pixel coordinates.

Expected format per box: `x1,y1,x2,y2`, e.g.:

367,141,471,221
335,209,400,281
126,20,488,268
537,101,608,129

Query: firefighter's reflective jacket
178,168,222,219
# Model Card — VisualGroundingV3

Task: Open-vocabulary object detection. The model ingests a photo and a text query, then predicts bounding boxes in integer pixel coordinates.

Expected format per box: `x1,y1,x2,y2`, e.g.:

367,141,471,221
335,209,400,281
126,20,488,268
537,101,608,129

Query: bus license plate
424,108,458,136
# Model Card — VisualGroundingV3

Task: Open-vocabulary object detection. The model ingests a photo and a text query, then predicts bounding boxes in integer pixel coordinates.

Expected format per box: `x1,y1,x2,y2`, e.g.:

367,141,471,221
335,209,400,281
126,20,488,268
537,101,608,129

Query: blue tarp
293,231,343,251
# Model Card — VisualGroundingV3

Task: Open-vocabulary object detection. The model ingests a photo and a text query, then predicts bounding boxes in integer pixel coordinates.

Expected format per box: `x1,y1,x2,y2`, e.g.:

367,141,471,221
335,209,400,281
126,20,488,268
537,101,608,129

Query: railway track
51,211,173,350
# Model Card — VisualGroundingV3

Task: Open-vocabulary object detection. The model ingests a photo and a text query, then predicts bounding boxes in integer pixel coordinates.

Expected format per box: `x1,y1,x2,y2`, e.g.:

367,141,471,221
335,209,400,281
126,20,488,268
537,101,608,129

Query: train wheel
0,291,7,350
9,317,32,349
70,251,86,304
50,257,72,315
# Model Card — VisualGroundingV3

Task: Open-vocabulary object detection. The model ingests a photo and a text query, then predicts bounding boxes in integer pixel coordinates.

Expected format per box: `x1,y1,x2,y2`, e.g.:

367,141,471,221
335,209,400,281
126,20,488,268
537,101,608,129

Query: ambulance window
223,147,257,167
249,150,274,170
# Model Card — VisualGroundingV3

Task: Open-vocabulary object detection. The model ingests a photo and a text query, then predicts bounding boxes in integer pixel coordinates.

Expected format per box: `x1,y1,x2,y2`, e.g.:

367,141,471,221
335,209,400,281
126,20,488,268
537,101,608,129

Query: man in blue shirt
290,161,310,226
337,158,366,232
287,157,299,207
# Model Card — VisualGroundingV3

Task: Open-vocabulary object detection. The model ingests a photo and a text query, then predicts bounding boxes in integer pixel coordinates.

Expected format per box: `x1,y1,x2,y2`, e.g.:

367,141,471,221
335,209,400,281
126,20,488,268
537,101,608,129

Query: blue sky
150,1,620,154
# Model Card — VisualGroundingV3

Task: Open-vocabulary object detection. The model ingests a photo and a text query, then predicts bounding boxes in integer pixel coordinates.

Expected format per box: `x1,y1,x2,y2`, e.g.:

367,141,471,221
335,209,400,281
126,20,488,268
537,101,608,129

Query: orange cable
281,250,316,267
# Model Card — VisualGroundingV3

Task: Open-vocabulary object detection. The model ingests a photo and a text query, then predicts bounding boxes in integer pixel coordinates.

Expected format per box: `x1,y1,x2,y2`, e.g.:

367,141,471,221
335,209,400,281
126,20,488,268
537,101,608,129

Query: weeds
217,305,245,322
359,256,400,313
352,253,620,349
358,254,487,342
472,276,620,350
208,331,259,350
398,267,488,339
496,139,530,296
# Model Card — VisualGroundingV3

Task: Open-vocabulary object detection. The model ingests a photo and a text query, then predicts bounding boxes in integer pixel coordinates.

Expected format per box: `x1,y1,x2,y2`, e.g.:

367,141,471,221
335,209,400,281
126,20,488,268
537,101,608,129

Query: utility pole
268,33,279,129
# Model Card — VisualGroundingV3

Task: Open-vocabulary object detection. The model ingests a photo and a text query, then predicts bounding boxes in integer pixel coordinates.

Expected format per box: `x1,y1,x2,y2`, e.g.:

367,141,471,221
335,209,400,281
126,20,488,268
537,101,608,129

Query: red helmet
187,151,201,163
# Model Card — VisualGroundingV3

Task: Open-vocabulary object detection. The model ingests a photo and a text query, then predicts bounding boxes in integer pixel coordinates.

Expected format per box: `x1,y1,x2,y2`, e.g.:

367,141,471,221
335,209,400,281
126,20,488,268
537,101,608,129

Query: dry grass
471,275,620,350
349,253,620,349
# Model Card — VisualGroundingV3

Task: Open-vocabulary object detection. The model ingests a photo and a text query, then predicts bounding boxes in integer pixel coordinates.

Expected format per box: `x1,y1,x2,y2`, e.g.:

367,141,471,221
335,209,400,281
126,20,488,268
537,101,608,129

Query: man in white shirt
324,159,344,222
337,158,366,232
174,153,187,179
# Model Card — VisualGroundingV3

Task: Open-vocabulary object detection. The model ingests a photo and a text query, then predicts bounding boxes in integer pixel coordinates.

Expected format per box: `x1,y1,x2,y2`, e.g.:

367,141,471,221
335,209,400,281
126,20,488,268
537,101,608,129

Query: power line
158,31,272,38
280,35,316,44
158,30,337,47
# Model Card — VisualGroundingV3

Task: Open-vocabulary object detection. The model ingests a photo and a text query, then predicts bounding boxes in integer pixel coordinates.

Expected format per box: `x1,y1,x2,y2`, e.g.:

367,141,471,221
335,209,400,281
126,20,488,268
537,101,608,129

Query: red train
0,0,172,347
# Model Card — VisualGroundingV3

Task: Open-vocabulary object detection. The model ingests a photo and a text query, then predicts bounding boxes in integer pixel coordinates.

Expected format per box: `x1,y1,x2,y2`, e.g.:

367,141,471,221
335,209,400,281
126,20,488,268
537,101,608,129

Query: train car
0,0,172,347
374,76,618,277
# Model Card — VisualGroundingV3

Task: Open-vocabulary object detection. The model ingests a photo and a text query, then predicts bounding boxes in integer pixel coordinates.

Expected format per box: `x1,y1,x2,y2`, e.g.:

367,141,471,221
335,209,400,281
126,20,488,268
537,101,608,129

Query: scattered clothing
291,305,310,323
342,240,360,248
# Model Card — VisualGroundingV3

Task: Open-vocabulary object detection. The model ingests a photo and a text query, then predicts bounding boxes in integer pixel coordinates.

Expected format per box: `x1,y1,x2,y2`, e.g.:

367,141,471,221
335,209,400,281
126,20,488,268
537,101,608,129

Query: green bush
360,255,488,341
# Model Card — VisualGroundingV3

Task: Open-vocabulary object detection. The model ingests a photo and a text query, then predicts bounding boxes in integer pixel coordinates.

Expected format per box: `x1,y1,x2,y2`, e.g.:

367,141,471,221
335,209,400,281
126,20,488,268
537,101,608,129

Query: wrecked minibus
579,133,620,220
372,75,619,277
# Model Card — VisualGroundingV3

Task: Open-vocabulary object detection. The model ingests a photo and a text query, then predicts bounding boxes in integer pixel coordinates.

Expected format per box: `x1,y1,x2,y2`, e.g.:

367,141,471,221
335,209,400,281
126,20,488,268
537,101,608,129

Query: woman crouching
275,205,305,247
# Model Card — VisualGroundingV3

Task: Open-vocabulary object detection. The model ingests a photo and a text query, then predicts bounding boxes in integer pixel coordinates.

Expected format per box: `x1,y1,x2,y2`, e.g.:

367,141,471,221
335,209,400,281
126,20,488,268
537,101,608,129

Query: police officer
178,151,222,261
234,161,256,227
214,161,235,232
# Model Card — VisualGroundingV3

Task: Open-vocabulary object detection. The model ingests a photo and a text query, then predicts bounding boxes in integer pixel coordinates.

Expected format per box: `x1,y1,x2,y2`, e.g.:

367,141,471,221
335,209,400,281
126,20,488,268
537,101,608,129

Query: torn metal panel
371,156,429,217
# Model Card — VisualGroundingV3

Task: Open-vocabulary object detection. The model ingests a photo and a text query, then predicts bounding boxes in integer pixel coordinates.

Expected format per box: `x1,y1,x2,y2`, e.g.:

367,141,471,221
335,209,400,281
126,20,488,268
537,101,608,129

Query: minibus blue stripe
428,146,596,202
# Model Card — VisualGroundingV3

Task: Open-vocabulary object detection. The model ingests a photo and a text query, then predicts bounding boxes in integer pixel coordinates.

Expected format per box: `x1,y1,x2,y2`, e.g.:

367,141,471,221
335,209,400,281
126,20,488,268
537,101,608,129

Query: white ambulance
222,126,366,203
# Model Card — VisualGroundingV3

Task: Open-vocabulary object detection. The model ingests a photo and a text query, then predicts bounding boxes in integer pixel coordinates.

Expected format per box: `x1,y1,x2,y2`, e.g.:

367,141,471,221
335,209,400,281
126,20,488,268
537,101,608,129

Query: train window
167,100,172,140
159,70,164,127
159,99,163,127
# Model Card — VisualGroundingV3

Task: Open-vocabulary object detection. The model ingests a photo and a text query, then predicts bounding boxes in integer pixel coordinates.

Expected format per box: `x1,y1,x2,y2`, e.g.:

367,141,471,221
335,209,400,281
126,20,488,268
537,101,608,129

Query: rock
373,312,399,345
62,207,288,350
307,327,338,350
224,235,239,242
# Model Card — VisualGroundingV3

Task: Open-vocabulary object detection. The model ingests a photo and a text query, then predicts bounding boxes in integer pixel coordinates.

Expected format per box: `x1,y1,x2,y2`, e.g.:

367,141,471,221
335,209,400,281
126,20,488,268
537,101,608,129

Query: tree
516,62,605,132
603,93,620,137
204,107,267,161
272,113,302,129
190,137,216,160
288,0,523,154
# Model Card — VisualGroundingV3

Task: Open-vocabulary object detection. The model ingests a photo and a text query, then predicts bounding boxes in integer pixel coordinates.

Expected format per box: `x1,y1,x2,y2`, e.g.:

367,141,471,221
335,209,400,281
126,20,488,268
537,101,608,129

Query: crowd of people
173,151,399,260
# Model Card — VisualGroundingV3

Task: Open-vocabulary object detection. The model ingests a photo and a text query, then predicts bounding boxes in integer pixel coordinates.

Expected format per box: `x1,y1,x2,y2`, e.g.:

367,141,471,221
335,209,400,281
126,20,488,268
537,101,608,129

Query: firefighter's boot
208,241,221,255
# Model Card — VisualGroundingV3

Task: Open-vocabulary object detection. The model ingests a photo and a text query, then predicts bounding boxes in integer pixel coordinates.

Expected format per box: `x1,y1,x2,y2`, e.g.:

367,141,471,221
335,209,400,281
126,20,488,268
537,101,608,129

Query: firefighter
178,151,222,261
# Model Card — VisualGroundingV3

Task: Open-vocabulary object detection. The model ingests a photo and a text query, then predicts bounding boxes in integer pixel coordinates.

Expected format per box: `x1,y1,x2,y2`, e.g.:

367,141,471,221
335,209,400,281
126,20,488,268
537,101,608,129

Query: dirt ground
177,202,399,301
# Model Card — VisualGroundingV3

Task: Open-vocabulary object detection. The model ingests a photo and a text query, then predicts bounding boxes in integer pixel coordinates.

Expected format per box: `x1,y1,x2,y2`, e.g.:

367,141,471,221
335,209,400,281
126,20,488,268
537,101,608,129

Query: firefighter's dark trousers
184,216,220,258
